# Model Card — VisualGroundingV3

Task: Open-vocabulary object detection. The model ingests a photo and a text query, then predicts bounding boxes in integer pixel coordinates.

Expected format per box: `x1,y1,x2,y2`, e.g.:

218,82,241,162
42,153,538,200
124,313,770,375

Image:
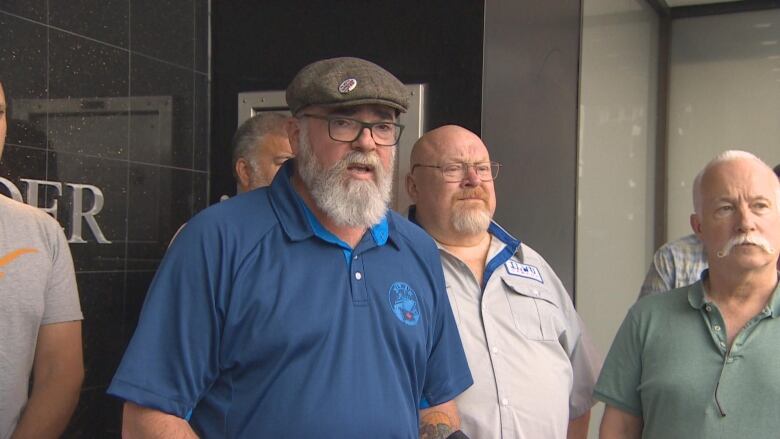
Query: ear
405,172,419,202
286,117,301,155
235,158,251,190
690,213,703,236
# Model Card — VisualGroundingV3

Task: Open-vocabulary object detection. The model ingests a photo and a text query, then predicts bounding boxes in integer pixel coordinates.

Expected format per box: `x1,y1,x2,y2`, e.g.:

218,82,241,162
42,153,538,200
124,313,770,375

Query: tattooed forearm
419,410,454,439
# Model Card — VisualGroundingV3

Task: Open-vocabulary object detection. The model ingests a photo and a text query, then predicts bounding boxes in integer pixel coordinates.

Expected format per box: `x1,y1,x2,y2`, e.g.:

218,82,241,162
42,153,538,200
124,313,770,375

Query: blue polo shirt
108,163,473,438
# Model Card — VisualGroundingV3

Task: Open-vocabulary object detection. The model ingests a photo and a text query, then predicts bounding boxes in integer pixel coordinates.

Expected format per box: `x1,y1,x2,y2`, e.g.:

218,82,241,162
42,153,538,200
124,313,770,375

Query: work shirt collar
408,205,521,289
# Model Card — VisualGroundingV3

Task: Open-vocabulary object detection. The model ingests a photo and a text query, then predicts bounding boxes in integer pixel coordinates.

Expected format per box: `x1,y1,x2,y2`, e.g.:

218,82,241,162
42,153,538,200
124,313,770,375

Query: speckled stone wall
0,1,209,436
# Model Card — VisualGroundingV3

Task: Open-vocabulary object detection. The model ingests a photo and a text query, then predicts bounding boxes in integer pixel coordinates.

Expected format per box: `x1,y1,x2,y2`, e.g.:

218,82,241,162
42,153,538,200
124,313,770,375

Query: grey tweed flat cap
286,57,409,114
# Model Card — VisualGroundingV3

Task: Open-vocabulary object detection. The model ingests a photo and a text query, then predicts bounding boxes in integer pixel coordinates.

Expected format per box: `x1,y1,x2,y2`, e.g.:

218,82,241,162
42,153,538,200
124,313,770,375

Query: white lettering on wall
0,178,111,244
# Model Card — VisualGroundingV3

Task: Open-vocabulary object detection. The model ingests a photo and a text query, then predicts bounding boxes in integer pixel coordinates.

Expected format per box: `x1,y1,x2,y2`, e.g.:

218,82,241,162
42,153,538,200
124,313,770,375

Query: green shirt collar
688,269,780,317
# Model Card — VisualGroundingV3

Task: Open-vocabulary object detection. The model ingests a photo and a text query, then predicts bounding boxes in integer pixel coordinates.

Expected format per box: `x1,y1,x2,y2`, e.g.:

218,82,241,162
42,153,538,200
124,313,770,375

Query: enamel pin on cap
338,78,357,94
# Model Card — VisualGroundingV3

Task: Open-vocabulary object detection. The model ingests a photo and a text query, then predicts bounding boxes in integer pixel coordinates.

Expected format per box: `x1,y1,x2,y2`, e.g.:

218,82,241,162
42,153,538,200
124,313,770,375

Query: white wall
577,1,659,436
667,10,780,239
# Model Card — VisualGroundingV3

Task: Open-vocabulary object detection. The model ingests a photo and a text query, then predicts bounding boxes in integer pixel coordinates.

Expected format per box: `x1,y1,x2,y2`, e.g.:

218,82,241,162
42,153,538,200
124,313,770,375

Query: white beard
451,203,491,235
296,122,393,228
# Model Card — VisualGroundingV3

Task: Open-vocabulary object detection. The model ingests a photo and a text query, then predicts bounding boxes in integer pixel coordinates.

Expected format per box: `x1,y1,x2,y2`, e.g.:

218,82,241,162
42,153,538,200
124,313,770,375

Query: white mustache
716,234,776,258
335,151,381,172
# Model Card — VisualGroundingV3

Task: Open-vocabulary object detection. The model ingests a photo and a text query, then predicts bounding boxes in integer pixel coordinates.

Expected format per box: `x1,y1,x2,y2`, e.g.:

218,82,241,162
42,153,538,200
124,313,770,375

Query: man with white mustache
597,150,780,439
110,58,473,439
406,125,600,439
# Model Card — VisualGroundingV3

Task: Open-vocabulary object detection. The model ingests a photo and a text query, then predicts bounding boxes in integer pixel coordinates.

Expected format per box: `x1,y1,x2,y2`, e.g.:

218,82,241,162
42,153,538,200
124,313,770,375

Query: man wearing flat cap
109,57,473,439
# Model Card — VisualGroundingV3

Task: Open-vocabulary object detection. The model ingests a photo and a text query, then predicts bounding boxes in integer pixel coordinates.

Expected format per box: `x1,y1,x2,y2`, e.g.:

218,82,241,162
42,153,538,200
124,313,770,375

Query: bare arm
600,405,642,439
10,321,84,439
567,410,591,439
419,400,461,439
122,402,199,439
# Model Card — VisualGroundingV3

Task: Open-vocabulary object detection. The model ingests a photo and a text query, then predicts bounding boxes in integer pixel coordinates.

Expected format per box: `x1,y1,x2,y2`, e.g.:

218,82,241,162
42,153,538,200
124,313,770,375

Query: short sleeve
567,314,601,418
639,249,674,299
107,219,227,418
421,251,473,406
544,262,601,418
593,308,643,416
41,218,82,325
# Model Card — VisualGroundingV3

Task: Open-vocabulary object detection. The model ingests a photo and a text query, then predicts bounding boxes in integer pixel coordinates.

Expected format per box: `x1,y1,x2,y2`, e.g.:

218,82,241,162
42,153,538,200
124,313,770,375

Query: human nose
351,126,377,151
461,165,481,187
735,204,757,233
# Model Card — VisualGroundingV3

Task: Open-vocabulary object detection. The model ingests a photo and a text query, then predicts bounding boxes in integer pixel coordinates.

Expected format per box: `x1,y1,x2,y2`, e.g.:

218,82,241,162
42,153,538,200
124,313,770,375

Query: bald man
407,125,600,439
596,150,780,438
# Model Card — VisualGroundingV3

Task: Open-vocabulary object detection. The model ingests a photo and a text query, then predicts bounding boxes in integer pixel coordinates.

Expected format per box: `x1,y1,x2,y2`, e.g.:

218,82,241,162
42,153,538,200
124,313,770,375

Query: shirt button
501,398,509,406
492,346,499,354
355,272,362,280
719,341,726,348
713,325,721,332
705,305,712,312
532,289,540,296
726,357,734,363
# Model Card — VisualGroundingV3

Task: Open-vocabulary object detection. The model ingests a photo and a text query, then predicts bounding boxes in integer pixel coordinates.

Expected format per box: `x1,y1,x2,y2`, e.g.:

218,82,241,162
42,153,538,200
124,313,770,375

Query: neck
292,173,367,248
437,230,491,253
437,231,492,285
705,264,778,305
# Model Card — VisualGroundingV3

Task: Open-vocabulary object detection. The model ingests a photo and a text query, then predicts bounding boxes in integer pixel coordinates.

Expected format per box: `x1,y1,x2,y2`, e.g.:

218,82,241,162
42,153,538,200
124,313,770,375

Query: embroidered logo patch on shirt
388,282,420,326
505,261,544,283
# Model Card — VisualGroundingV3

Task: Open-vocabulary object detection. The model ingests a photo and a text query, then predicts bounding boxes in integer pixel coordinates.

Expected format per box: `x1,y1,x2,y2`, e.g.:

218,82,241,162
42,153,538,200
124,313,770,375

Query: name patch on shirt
505,261,544,283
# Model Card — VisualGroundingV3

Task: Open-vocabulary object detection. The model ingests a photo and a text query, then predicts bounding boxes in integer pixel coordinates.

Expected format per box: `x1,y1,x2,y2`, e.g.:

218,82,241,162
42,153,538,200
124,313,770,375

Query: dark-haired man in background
231,112,293,192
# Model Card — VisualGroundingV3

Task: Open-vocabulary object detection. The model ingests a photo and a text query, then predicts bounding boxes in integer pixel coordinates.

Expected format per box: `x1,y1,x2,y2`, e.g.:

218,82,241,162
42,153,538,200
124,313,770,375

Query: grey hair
692,150,769,214
231,112,288,177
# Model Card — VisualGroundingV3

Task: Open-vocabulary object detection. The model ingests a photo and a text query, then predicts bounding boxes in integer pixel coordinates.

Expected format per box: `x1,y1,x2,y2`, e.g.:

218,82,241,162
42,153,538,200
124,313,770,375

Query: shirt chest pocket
501,277,561,341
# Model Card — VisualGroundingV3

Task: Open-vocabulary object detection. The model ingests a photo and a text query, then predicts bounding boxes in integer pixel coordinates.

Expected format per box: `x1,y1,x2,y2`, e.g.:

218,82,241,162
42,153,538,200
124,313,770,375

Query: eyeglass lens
329,118,400,145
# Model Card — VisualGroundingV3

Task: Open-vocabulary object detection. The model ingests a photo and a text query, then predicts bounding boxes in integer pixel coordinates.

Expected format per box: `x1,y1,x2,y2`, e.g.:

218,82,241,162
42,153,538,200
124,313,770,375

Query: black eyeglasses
300,114,404,146
412,161,502,182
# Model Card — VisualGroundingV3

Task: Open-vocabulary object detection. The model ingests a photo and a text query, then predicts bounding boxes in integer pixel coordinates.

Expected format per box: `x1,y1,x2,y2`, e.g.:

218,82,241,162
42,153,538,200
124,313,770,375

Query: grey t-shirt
0,195,82,439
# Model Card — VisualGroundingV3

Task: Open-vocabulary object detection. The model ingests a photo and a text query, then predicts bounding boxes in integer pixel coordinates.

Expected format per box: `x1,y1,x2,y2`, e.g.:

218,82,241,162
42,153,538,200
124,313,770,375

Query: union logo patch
388,282,420,326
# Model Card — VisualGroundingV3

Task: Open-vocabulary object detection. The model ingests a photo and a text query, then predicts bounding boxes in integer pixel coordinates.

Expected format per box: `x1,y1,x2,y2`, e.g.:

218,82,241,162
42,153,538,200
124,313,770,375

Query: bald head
692,150,777,215
407,125,497,244
689,150,780,273
410,125,486,168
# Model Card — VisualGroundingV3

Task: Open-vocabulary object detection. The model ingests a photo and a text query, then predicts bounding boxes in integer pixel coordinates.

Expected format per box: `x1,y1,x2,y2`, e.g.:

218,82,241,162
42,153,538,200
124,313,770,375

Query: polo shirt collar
688,269,780,318
300,201,389,248
269,161,392,248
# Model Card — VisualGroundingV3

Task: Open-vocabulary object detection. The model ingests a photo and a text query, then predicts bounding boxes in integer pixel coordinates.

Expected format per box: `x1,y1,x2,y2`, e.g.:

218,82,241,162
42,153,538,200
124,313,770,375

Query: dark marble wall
0,1,209,437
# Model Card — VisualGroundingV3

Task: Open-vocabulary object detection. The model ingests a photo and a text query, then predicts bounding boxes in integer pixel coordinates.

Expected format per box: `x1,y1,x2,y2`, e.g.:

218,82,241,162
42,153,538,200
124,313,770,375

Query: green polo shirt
594,271,780,439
